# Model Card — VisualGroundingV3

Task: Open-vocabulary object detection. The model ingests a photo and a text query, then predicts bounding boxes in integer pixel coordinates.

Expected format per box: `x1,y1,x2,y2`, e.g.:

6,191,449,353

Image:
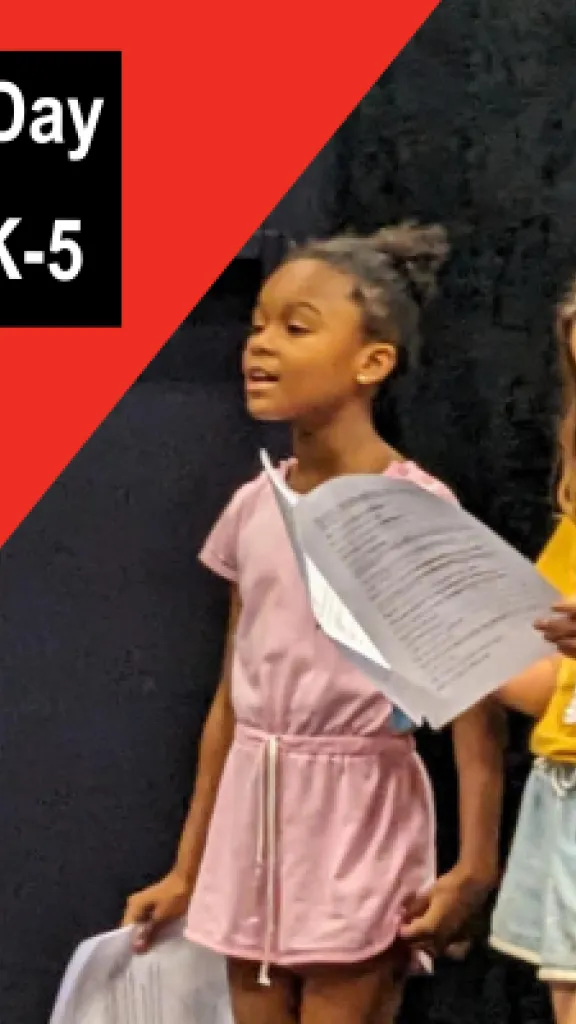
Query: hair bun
369,221,450,306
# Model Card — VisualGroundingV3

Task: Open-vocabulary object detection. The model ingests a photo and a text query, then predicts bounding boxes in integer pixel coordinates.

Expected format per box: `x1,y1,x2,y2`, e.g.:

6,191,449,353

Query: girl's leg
300,943,409,1024
227,958,300,1024
550,983,576,1024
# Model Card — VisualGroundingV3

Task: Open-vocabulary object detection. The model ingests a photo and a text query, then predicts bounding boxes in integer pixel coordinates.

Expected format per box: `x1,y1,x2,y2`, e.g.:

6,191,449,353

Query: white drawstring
256,745,266,867
257,736,278,987
537,757,576,797
242,724,414,986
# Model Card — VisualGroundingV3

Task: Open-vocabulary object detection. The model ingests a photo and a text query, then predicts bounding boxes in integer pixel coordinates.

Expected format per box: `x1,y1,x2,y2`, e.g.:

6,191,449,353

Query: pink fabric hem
199,551,237,583
183,928,432,974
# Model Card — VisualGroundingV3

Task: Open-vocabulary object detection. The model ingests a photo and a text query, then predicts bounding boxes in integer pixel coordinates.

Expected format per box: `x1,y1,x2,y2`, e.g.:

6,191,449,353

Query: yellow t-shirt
537,516,576,597
531,657,576,762
531,516,576,761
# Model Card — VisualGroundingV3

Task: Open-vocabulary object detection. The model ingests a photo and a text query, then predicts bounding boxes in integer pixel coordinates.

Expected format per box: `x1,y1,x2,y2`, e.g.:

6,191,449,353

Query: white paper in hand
49,921,233,1024
261,451,558,728
260,451,392,671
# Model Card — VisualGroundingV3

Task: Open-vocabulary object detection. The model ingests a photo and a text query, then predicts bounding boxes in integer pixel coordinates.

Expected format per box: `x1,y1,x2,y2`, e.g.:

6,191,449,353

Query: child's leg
227,958,299,1024
550,983,576,1024
300,943,409,1024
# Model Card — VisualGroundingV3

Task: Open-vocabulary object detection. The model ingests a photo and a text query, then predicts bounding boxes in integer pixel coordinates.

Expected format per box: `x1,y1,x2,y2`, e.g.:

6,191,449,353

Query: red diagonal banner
0,0,440,548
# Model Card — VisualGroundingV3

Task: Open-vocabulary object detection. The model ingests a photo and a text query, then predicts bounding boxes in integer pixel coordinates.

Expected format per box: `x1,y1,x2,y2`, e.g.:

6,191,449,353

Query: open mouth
246,368,279,384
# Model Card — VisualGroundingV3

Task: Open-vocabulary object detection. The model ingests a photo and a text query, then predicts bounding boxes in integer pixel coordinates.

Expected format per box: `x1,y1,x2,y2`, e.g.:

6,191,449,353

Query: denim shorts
490,758,576,982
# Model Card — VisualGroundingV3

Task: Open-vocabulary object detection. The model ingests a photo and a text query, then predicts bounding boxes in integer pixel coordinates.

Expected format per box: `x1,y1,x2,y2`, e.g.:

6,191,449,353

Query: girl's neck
289,405,401,492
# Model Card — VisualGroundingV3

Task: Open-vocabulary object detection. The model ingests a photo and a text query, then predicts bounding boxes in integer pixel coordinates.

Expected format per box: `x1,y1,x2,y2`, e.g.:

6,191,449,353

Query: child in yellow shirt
490,280,576,1024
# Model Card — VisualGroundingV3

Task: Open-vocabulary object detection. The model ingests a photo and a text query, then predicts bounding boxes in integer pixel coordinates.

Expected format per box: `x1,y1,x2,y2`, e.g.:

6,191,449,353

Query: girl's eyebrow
285,301,321,317
253,300,321,321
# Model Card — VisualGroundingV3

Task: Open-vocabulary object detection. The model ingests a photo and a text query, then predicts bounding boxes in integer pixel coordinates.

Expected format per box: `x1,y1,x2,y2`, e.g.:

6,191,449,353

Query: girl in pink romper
124,223,504,1024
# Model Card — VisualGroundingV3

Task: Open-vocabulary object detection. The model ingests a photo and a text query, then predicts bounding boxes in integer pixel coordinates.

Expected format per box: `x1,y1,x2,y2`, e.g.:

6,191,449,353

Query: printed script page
260,452,417,712
294,474,557,728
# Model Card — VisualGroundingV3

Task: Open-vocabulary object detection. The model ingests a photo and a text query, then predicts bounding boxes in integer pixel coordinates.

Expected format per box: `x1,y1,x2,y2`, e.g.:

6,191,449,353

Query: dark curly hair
284,221,450,375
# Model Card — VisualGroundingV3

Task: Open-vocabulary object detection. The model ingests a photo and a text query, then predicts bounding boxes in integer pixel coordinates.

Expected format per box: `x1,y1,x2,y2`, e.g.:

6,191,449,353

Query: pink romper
185,460,456,977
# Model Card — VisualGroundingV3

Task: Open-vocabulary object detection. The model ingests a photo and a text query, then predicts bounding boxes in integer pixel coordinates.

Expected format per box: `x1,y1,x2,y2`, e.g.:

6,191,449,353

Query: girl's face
243,258,396,423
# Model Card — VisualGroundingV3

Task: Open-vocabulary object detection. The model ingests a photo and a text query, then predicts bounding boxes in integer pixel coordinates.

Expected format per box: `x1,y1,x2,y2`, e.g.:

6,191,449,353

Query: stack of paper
49,922,233,1024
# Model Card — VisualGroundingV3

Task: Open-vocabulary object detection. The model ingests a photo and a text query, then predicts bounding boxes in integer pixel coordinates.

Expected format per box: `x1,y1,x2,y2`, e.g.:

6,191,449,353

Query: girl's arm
495,654,560,718
439,657,562,929
401,699,504,952
173,585,240,889
451,700,504,888
449,655,561,897
402,657,560,951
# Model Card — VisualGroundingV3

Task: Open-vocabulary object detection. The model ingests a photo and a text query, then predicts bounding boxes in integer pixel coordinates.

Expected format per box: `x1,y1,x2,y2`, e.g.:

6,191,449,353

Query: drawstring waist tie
535,756,576,797
234,723,415,985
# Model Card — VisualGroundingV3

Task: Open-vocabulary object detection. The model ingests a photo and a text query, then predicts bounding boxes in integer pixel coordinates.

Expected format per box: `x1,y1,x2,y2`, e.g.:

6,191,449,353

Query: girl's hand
535,599,576,658
121,869,193,953
399,866,493,956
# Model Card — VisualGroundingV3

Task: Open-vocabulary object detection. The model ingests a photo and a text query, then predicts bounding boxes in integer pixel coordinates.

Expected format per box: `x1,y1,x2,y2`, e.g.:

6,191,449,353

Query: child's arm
402,656,561,952
495,654,560,718
122,585,240,949
451,699,504,889
401,699,504,952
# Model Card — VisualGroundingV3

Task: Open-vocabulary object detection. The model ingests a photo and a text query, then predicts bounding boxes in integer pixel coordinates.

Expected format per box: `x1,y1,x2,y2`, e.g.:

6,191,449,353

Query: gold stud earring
357,374,368,384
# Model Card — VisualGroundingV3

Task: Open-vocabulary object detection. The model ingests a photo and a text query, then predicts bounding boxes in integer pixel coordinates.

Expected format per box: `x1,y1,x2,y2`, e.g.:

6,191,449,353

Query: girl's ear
356,342,397,387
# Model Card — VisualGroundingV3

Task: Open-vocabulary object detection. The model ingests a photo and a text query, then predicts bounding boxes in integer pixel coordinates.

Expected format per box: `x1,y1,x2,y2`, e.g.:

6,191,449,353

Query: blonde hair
557,277,576,520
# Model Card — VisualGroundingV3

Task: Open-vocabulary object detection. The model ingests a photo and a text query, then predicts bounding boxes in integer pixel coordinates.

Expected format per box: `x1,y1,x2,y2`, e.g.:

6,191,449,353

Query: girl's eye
249,324,264,335
286,322,310,336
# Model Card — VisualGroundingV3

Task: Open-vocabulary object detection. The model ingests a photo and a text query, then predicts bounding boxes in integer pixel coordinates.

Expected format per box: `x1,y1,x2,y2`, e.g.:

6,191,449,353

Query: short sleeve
199,479,256,582
390,461,459,505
